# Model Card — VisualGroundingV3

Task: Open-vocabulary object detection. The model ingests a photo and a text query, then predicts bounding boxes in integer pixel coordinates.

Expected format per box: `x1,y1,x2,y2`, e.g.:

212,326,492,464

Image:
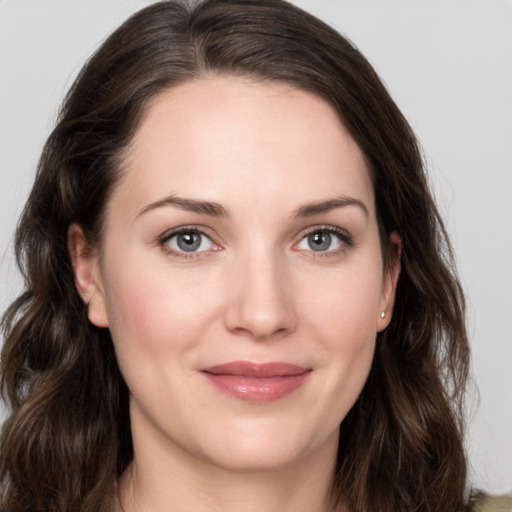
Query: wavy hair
1,1,470,511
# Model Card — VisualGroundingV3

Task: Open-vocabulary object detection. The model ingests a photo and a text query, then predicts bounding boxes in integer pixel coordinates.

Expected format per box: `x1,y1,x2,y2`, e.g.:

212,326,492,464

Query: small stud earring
380,311,386,318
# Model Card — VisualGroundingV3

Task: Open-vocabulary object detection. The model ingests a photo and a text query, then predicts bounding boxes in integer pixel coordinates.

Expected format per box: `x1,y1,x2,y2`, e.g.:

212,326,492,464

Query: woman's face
72,76,400,473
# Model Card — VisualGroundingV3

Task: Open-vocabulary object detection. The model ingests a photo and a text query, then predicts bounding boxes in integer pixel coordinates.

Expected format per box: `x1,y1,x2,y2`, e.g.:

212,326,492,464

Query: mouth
201,362,312,402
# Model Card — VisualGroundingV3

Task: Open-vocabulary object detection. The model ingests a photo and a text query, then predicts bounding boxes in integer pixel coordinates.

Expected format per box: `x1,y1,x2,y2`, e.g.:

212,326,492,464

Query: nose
223,250,297,341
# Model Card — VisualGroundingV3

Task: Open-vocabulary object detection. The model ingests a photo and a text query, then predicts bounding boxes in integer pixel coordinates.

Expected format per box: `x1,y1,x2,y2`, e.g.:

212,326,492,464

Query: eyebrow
137,194,368,219
294,196,369,218
138,195,228,218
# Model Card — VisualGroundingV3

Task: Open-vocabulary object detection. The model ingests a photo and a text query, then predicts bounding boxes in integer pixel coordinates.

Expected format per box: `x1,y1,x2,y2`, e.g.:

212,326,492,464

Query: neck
118,430,339,512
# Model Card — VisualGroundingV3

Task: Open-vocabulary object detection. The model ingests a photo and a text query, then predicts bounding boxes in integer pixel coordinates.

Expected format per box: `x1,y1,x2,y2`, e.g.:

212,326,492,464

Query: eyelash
157,225,219,259
294,225,353,257
157,224,353,259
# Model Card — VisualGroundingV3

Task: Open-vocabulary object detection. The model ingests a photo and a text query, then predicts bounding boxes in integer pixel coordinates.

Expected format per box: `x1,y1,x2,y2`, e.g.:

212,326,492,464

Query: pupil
177,232,201,252
308,231,331,251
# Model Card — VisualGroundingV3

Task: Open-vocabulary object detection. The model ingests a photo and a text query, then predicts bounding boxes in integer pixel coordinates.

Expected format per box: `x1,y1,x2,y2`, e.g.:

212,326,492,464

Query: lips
201,362,311,402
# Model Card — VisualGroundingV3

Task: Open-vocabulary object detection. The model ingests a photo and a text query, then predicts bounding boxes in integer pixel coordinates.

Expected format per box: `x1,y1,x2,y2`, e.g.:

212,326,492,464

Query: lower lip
202,372,311,402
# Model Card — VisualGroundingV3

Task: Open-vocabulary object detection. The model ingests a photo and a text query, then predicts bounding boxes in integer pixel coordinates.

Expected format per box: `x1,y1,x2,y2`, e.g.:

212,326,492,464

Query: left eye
297,229,345,252
165,230,214,253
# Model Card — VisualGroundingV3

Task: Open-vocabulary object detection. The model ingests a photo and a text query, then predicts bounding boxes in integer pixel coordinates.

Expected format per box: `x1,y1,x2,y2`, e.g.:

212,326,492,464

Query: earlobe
377,232,402,332
68,224,109,328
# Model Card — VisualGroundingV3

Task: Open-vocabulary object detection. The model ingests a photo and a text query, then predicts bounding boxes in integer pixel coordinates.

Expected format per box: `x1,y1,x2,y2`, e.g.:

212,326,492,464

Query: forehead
115,76,375,219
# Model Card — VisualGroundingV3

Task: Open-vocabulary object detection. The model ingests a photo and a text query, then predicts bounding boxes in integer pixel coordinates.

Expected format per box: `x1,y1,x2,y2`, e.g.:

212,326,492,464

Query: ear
377,232,401,332
68,224,109,328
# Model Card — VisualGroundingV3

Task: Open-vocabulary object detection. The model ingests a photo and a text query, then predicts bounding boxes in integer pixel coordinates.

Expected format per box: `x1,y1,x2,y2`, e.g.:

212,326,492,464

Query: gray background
1,0,511,494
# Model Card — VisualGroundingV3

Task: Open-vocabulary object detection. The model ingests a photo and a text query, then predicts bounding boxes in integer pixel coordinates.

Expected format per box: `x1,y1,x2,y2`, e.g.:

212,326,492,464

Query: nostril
224,295,297,341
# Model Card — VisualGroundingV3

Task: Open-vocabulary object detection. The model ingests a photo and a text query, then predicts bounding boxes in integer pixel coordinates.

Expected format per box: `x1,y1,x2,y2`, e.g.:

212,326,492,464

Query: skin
70,76,400,512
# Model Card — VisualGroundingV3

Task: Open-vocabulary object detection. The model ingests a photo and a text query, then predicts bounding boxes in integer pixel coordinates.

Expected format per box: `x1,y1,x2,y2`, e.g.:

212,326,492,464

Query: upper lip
202,361,310,378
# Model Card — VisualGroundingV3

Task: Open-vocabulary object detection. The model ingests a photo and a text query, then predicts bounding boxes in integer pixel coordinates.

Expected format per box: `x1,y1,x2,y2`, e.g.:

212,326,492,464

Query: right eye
160,228,218,256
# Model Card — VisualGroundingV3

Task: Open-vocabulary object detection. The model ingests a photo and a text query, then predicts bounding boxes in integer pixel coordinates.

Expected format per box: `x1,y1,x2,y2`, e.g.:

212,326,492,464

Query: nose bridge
225,241,296,340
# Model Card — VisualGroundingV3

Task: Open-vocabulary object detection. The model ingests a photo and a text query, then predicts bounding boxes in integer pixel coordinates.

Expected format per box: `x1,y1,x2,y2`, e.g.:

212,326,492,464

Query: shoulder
471,492,512,512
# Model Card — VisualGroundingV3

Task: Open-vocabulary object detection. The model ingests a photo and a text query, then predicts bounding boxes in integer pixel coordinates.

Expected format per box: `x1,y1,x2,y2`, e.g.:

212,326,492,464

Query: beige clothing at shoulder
472,494,512,512
113,492,123,512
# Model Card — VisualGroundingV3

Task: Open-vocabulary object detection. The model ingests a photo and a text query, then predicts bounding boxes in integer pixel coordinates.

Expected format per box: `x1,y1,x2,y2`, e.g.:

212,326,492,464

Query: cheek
100,257,227,420
101,256,222,359
295,257,382,395
300,261,383,342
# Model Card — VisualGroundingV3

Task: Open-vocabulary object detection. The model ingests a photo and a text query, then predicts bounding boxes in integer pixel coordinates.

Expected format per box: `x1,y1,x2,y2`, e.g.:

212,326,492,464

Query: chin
193,417,336,474
204,444,303,474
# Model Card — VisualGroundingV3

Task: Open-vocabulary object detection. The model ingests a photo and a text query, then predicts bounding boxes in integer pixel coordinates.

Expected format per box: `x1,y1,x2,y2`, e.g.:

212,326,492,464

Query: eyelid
292,225,353,253
157,225,222,258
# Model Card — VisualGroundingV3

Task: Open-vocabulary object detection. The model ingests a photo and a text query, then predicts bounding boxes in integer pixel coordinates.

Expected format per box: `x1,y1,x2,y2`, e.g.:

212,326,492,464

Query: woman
0,0,489,511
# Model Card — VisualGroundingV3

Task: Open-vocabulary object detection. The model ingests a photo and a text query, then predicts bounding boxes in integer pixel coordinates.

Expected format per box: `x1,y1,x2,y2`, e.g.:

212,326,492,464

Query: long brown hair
1,1,470,511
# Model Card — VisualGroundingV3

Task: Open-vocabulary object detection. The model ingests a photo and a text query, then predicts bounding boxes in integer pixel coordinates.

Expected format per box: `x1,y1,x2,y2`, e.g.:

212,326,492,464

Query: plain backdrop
1,0,511,495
